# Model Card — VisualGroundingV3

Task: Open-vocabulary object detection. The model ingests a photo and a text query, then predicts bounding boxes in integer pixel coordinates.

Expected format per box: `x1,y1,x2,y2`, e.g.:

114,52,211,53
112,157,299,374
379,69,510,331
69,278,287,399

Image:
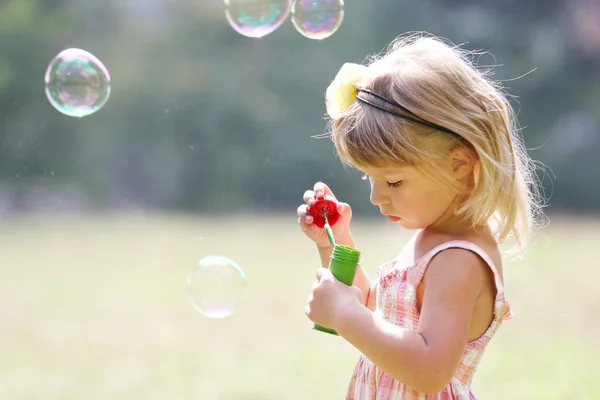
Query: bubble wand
323,210,336,247
307,196,362,336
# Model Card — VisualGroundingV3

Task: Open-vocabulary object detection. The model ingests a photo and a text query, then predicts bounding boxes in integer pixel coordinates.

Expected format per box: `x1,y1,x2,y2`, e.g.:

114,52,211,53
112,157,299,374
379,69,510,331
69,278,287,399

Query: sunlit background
1,0,599,399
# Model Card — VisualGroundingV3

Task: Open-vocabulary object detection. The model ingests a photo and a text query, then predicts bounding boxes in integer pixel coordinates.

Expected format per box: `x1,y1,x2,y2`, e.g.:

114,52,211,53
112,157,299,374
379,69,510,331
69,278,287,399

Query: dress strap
407,240,513,321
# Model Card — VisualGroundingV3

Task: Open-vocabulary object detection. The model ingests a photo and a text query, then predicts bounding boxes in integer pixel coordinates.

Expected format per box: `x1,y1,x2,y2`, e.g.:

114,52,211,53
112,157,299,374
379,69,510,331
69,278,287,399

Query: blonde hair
327,32,546,257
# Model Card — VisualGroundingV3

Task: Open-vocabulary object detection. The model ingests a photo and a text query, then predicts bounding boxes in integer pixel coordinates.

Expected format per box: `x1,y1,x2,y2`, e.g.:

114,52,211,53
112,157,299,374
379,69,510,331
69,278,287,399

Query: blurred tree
0,0,597,215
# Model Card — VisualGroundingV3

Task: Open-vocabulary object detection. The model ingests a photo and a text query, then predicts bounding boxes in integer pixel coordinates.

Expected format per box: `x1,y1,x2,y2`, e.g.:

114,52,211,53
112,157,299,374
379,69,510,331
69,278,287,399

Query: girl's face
359,164,460,230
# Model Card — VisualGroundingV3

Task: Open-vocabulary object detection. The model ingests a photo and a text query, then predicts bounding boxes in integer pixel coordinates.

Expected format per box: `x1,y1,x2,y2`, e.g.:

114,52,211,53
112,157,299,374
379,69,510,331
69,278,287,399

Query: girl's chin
392,218,424,231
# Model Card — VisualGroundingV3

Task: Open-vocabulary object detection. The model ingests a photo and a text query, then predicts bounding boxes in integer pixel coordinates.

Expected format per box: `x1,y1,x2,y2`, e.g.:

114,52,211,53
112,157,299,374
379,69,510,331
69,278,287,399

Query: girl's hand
305,268,363,329
296,182,353,249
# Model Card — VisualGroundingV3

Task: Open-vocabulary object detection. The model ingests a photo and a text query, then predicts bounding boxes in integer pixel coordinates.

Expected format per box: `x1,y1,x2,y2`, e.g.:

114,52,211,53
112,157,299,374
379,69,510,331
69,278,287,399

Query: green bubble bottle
312,226,362,336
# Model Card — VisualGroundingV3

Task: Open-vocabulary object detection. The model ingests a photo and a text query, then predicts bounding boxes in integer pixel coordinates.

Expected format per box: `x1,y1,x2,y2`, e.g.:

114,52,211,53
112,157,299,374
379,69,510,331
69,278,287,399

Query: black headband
355,88,460,137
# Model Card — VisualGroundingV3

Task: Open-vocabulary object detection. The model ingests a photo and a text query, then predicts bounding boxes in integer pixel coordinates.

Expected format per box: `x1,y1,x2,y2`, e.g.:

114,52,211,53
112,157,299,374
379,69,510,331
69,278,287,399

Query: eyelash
361,174,403,188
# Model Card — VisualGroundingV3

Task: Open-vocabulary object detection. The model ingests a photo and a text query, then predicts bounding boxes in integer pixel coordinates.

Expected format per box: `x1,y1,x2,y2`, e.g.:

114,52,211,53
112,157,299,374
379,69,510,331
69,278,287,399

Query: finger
298,217,316,233
311,280,319,291
313,182,336,200
316,267,333,281
296,204,314,224
350,285,363,300
303,190,316,206
336,202,352,218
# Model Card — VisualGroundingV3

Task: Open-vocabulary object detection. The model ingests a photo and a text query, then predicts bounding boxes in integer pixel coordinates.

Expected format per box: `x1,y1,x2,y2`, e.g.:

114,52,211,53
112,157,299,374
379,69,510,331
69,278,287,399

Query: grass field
0,212,598,399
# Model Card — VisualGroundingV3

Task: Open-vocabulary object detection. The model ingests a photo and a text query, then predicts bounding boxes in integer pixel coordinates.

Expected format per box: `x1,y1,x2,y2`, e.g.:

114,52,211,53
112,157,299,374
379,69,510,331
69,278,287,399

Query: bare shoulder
462,233,504,281
414,229,503,280
424,247,491,290
414,230,504,315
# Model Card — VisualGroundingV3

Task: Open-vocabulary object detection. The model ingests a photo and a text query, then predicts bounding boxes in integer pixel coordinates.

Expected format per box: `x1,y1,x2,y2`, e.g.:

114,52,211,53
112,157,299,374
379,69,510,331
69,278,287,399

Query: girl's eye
363,174,402,188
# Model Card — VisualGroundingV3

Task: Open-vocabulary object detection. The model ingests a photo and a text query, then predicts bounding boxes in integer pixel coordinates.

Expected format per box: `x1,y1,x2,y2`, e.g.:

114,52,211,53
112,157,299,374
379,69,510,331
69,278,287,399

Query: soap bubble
225,0,292,38
291,0,344,40
187,256,247,319
44,48,111,118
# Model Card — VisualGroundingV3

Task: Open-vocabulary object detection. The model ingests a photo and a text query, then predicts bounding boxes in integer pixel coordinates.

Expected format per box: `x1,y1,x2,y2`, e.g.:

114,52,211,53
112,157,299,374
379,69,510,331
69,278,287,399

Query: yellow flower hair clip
325,62,369,119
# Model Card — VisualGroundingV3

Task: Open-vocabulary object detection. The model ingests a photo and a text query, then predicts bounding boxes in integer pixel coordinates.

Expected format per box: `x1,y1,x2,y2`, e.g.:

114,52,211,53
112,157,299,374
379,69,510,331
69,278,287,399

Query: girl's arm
335,249,489,393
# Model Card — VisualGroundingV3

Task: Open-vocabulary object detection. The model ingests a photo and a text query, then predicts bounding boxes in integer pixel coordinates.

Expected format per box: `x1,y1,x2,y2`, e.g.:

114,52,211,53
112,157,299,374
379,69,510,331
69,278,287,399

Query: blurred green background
0,0,599,399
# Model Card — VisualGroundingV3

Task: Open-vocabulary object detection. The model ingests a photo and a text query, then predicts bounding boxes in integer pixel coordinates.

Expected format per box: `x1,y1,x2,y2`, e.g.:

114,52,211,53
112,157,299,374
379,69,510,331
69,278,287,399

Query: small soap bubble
291,0,344,40
225,0,292,38
187,255,247,319
44,48,111,118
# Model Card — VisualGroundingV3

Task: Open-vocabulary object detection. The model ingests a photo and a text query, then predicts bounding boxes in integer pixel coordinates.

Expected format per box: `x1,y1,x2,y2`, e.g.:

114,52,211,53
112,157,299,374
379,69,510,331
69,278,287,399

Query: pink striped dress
346,240,514,400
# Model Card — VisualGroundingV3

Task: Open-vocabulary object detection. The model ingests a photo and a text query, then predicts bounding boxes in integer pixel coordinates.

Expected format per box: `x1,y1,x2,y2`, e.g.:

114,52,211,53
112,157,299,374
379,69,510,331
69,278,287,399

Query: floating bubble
291,0,344,40
225,0,292,38
187,255,247,319
44,48,111,118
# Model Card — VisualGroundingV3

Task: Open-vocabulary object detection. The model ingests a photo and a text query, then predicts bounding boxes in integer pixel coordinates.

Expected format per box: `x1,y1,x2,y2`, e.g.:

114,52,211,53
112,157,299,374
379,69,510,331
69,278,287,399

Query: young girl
297,32,544,399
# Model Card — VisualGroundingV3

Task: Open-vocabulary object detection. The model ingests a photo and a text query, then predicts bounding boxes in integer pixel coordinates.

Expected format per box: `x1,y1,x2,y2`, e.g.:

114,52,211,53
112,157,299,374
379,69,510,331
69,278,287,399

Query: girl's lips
387,215,401,222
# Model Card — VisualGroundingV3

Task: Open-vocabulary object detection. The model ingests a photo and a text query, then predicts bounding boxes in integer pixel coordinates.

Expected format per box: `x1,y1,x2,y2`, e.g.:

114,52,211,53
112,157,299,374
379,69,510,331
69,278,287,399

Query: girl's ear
449,146,477,180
